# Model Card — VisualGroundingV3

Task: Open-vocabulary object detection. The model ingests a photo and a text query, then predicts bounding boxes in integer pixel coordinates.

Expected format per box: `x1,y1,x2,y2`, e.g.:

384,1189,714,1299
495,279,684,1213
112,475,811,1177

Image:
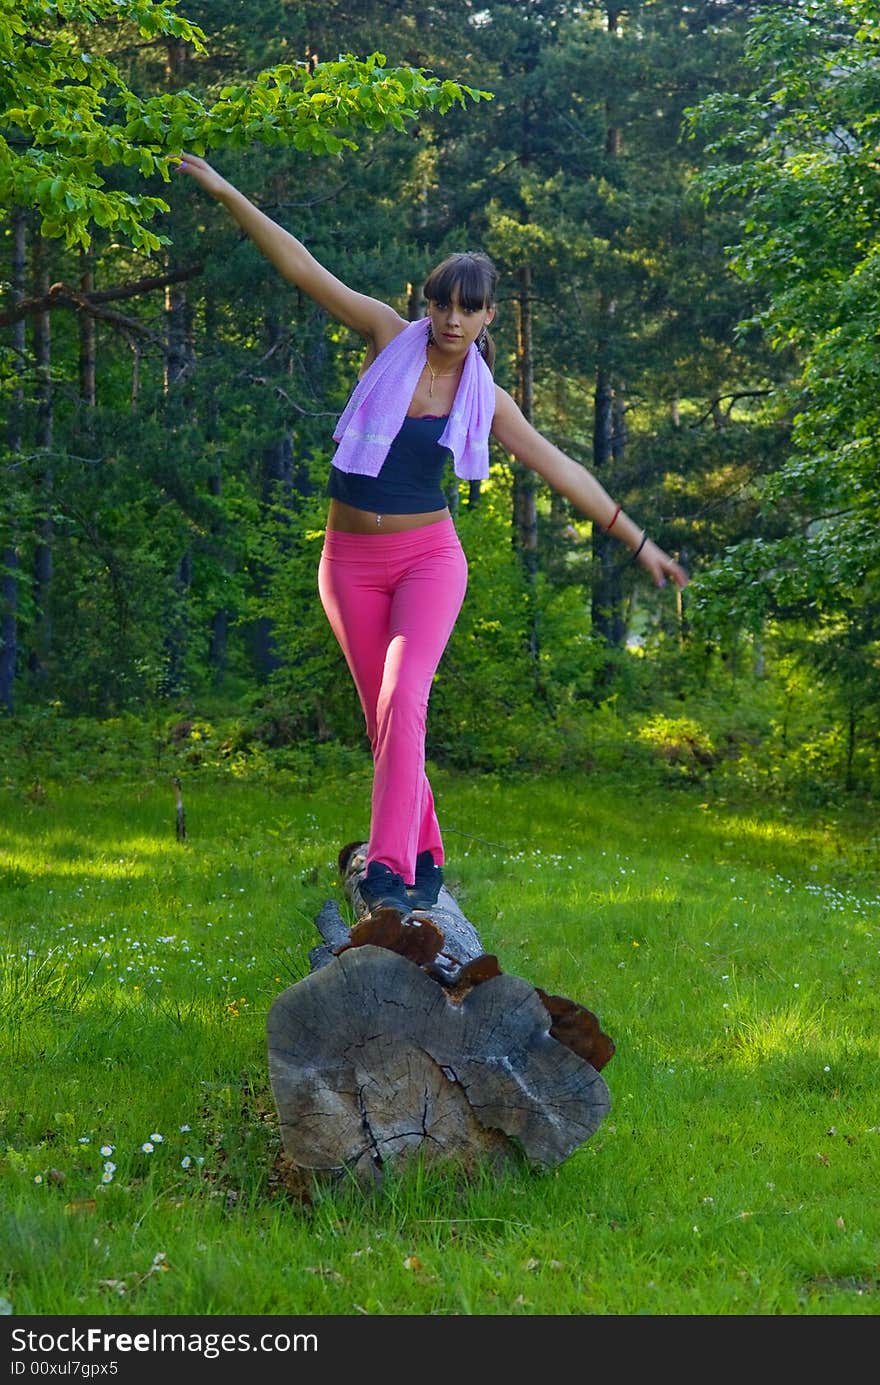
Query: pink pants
317,518,468,883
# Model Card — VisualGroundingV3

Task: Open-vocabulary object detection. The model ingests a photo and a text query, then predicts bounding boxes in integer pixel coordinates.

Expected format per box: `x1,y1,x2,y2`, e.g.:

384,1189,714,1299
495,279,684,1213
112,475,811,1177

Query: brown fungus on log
534,988,616,1073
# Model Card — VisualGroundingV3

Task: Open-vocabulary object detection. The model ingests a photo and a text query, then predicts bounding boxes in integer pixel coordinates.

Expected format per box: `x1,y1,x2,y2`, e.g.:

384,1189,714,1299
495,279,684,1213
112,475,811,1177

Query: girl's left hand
636,538,689,589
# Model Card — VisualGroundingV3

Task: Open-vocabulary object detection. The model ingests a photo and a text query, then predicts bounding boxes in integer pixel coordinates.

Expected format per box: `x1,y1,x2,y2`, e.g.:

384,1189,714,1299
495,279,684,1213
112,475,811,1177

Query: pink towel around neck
330,316,495,481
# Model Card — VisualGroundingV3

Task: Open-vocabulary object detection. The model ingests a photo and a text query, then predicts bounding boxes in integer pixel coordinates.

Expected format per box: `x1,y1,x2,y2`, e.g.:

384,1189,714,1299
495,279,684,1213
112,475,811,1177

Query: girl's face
426,288,495,354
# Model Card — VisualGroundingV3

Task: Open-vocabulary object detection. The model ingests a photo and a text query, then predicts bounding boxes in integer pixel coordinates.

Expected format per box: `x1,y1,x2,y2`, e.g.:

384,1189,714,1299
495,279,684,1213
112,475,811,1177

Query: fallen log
267,841,614,1188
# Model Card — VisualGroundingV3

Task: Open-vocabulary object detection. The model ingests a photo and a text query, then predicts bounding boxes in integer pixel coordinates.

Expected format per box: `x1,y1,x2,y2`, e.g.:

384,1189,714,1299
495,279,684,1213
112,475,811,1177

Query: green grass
2,752,879,1316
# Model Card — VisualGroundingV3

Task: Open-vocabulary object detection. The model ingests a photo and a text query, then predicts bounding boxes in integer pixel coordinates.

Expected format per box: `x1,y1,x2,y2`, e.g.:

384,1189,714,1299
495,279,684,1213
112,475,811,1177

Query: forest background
4,2,880,1323
2,0,879,802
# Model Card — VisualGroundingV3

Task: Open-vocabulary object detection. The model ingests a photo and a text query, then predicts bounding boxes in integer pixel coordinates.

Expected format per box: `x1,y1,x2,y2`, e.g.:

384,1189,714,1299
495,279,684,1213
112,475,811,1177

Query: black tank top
327,414,451,514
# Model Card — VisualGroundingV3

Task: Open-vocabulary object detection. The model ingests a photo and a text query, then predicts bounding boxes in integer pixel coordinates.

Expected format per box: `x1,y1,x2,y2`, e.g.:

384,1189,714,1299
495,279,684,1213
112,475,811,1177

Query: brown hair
422,251,498,374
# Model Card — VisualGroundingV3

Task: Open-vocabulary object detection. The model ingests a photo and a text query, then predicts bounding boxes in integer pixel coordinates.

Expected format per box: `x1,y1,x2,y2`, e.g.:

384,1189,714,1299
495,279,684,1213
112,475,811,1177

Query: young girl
177,153,689,914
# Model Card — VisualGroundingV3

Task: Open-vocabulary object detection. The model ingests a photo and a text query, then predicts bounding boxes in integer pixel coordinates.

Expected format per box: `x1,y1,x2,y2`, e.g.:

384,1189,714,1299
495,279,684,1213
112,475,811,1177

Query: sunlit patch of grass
715,814,811,848
0,836,162,880
0,947,97,1028
727,1004,829,1065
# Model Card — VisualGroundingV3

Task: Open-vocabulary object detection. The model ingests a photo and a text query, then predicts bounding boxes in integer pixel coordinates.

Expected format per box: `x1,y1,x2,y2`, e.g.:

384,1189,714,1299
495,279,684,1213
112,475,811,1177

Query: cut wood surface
267,841,614,1187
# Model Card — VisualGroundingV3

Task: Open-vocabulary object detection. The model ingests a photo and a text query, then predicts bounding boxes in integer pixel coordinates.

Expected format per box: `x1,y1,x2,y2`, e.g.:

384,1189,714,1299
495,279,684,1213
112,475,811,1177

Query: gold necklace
425,356,460,398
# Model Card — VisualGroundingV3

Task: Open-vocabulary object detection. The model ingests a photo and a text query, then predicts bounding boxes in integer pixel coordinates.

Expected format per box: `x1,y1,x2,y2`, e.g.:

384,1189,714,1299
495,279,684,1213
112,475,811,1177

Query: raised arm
491,387,688,589
175,154,403,346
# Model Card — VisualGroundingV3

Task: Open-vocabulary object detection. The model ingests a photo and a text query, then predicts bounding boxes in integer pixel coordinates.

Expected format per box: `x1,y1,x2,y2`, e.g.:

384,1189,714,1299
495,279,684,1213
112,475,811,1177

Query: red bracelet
605,503,622,534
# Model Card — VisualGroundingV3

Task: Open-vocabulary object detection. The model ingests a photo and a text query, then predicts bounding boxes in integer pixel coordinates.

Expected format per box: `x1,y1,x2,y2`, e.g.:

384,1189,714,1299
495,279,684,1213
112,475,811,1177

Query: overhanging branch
0,262,204,328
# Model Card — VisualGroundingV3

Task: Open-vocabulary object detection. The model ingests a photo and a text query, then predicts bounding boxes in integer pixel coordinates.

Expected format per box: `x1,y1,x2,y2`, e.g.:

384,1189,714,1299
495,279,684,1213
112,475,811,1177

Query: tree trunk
254,431,294,679
28,232,53,689
165,37,189,82
511,264,552,705
206,466,228,685
267,841,614,1189
78,249,97,408
161,549,192,697
164,274,192,390
161,235,195,696
204,298,228,686
0,547,17,714
591,16,627,652
512,265,538,565
1,210,27,712
845,694,857,793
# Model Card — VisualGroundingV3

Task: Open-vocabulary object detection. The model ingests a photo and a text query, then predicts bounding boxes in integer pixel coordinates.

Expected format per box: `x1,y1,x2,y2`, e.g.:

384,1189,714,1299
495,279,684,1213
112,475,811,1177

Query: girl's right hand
173,152,229,199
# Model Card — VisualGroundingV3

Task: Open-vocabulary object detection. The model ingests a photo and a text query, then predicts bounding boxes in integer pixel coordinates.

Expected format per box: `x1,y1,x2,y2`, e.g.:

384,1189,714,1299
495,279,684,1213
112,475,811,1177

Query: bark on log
267,842,614,1187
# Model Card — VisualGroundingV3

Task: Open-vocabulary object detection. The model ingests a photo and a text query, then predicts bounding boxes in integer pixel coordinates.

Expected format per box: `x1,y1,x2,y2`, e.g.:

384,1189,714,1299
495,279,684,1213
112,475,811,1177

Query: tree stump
267,842,614,1188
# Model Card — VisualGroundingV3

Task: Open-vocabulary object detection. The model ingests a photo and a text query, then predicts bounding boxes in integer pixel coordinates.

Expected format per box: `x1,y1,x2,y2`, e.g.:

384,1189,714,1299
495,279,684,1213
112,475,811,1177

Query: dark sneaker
359,860,411,914
406,851,444,910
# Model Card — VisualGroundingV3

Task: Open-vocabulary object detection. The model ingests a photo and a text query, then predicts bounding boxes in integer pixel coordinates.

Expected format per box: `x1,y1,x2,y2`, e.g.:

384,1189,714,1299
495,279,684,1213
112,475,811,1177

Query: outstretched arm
491,387,688,589
174,153,403,346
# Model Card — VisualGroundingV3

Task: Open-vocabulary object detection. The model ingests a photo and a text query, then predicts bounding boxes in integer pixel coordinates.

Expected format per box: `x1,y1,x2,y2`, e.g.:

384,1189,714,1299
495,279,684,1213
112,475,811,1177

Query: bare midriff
326,498,451,534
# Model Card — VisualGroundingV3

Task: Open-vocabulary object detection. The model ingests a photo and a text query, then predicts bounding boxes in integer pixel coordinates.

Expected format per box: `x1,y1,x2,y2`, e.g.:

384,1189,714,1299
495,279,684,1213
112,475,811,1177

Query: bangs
423,255,495,312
